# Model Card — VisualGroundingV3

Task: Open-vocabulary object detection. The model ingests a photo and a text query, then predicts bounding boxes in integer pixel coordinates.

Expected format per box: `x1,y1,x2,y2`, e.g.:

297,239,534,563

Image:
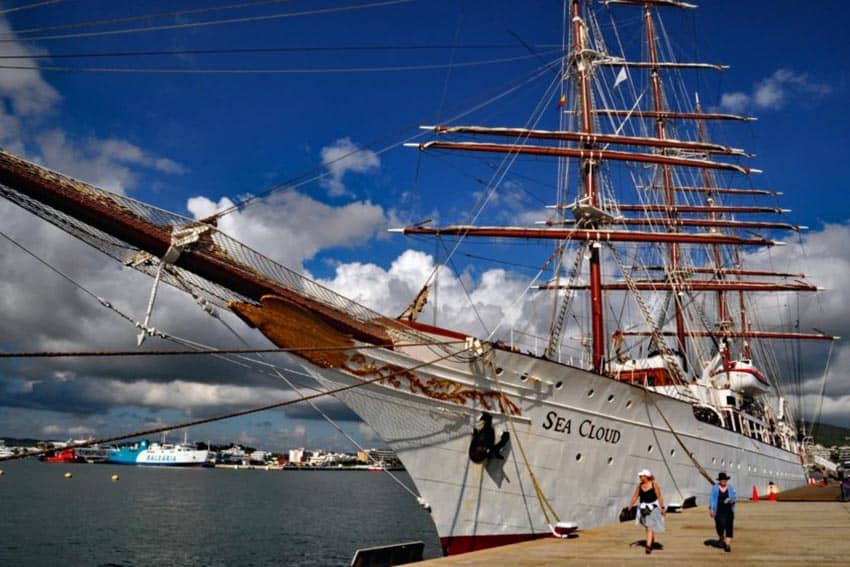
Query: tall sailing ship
0,0,836,556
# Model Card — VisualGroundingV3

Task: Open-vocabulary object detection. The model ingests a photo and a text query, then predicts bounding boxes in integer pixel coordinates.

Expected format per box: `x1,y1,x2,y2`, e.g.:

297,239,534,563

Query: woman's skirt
639,506,666,533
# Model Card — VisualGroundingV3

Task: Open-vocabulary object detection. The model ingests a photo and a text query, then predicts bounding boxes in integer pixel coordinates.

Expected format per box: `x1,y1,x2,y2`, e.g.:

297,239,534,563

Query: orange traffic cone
751,485,759,502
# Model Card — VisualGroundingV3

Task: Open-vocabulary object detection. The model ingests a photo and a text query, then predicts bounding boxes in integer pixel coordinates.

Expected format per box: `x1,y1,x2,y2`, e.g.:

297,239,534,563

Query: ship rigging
0,0,840,556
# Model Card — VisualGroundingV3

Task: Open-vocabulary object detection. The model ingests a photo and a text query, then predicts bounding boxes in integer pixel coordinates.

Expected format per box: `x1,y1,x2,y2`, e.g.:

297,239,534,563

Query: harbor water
0,459,441,566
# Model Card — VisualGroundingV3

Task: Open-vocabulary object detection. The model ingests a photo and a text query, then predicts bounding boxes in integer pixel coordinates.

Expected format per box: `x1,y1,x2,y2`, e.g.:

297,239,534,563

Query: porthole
721,459,725,466
607,394,615,403
712,457,717,464
670,449,676,457
520,372,528,382
607,457,614,466
555,381,563,390
587,389,595,398
495,367,504,376
647,445,654,454
576,453,583,462
625,400,633,409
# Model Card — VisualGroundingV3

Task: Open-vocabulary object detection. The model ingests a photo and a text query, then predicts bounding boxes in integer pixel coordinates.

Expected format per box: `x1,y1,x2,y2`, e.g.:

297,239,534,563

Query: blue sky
0,0,849,450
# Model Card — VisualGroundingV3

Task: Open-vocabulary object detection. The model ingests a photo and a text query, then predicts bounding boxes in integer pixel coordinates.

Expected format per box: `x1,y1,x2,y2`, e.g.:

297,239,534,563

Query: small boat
75,445,112,463
0,441,15,459
108,440,215,467
40,448,85,464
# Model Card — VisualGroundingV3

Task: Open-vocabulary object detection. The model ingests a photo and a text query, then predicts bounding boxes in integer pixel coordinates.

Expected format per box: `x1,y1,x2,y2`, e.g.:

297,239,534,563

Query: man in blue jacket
708,472,736,552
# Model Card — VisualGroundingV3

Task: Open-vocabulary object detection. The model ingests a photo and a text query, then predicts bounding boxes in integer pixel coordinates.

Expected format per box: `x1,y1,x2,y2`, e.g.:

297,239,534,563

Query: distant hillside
802,422,850,447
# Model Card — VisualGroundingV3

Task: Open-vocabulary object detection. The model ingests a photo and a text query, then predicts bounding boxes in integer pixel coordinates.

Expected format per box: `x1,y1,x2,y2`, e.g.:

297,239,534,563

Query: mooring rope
483,351,561,531
0,345,472,463
643,388,714,486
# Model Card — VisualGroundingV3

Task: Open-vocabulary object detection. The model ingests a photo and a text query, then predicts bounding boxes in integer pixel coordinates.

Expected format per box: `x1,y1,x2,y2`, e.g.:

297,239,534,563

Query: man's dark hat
717,472,731,481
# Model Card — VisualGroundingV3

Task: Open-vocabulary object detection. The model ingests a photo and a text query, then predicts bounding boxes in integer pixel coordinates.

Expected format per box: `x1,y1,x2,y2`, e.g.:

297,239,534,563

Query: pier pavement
421,497,850,566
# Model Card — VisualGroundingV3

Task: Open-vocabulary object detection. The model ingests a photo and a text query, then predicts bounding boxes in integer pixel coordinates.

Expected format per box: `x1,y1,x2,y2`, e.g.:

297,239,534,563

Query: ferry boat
108,440,215,467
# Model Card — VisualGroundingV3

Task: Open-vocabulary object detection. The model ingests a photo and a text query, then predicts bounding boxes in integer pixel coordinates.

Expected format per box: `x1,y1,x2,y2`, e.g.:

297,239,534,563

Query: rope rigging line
0,225,456,392
0,0,62,15
0,344,474,463
643,400,686,502
606,242,687,388
198,290,424,501
0,51,560,74
0,228,140,327
0,43,544,60
436,238,489,336
0,341,465,359
483,351,561,533
810,339,835,441
642,387,715,486
1,217,446,500
0,0,414,43
206,56,561,220
544,242,586,360
415,63,565,330
6,0,297,36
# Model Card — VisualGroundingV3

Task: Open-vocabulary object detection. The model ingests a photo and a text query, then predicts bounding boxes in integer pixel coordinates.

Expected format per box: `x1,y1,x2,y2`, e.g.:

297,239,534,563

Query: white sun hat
638,469,652,478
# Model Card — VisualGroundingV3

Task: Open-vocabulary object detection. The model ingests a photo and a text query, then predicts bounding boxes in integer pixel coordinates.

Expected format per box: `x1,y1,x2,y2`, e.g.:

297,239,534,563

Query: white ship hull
303,337,806,554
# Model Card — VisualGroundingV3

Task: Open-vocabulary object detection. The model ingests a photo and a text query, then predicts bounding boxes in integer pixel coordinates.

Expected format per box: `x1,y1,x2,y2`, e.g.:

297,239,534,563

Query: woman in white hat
627,469,666,554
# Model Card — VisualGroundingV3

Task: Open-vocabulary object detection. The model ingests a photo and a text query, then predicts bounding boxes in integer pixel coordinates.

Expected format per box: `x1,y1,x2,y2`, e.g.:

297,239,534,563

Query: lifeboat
710,359,770,395
609,351,687,387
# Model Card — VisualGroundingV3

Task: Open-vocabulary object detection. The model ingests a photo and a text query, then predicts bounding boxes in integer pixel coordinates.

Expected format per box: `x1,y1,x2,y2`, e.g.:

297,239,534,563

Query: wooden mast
644,3,686,355
572,0,605,372
694,94,730,337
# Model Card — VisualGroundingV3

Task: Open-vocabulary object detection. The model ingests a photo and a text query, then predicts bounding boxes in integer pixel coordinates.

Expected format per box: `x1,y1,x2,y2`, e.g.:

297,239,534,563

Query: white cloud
41,425,63,436
320,137,380,197
357,422,377,442
720,68,831,113
187,190,387,269
91,379,287,410
318,248,546,339
30,129,187,196
68,425,95,438
0,17,59,116
741,222,850,425
719,92,751,114
238,431,259,445
88,139,188,175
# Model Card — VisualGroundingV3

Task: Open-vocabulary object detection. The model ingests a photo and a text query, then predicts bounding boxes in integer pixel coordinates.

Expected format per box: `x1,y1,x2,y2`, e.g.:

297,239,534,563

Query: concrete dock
422,499,850,566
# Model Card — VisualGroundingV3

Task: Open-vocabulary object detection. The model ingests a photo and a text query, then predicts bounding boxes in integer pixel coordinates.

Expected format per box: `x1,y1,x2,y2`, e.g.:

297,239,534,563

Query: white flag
613,67,628,89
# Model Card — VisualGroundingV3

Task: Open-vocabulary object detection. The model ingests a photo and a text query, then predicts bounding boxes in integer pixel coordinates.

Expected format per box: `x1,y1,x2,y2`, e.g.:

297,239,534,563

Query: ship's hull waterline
302,336,806,555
